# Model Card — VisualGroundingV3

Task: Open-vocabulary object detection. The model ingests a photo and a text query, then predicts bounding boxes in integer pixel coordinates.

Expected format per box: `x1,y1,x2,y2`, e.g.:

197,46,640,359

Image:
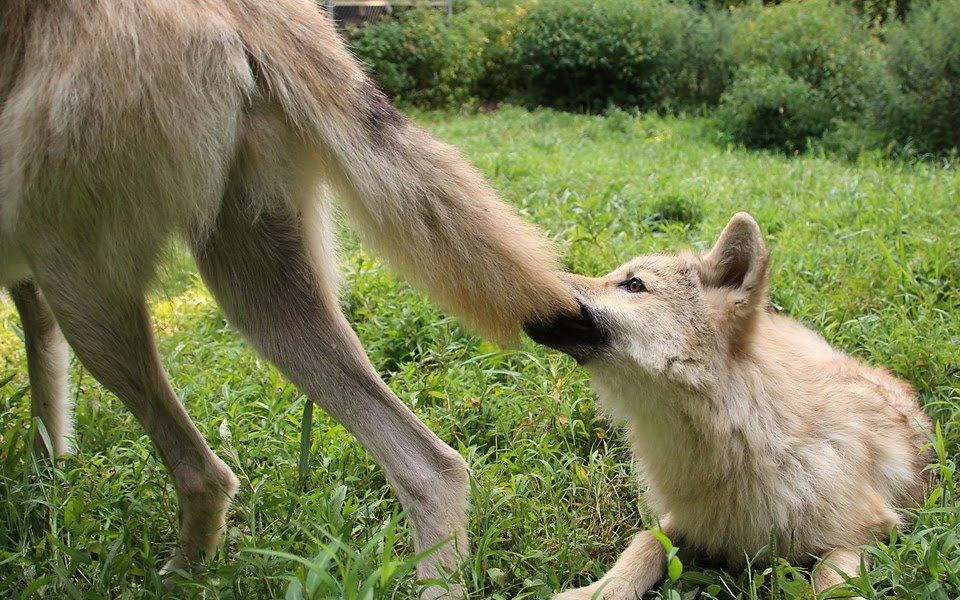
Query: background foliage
872,0,960,155
511,0,723,111
720,0,876,147
349,7,487,108
348,0,960,155
719,65,834,151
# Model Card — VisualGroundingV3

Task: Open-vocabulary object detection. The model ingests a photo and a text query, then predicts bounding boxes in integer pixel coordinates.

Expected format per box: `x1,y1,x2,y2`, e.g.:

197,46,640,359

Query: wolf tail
233,0,575,342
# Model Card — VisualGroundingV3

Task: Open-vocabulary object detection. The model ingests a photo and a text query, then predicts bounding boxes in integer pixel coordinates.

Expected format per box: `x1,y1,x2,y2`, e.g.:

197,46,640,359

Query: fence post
326,0,335,18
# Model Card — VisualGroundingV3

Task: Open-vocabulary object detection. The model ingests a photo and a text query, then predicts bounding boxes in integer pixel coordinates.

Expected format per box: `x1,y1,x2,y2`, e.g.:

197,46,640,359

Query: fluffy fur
0,0,575,595
0,0,574,340
528,213,932,599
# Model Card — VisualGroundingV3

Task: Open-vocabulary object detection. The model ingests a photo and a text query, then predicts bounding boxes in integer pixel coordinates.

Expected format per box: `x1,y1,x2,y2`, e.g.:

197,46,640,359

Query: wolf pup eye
621,277,647,294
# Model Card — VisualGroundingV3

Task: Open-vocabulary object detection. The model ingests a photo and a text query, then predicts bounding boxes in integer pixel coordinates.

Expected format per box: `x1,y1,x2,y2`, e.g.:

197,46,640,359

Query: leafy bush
695,0,912,22
725,0,875,119
650,195,704,228
513,0,730,112
814,118,889,161
691,8,738,106
873,0,960,154
851,0,912,24
720,66,834,152
348,8,487,108
346,0,953,158
453,2,535,103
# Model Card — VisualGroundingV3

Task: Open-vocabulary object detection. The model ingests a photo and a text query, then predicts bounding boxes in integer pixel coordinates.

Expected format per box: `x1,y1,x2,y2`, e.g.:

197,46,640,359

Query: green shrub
873,0,960,154
453,2,535,103
851,0,912,24
813,118,888,160
691,7,738,106
694,0,911,23
348,8,487,108
726,0,875,119
720,65,834,152
650,195,704,228
513,0,730,112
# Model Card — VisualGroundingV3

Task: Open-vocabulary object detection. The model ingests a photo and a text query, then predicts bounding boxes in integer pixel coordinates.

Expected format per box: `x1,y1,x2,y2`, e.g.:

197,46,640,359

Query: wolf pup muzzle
524,299,610,364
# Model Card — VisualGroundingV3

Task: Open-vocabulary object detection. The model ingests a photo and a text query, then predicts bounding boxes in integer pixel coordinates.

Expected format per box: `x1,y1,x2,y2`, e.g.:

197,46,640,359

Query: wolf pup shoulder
527,213,932,600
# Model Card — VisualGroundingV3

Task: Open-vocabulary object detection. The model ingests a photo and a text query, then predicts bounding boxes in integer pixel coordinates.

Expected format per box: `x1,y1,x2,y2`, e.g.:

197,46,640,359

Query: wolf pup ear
699,212,770,314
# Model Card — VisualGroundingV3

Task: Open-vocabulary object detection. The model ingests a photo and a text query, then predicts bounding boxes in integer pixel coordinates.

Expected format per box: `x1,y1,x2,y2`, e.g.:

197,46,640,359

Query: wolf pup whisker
527,212,932,600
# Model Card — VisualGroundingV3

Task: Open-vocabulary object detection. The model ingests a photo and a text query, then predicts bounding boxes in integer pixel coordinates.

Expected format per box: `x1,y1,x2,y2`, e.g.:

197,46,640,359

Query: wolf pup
527,213,931,599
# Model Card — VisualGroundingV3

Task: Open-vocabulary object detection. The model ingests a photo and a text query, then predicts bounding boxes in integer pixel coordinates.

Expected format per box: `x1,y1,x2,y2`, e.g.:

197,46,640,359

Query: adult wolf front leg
0,0,576,596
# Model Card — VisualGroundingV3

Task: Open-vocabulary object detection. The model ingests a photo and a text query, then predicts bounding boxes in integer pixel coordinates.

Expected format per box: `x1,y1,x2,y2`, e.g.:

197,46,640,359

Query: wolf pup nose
524,298,609,364
534,213,931,600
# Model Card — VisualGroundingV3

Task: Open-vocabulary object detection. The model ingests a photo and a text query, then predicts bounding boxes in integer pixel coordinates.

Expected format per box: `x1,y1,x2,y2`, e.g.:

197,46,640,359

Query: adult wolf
0,0,575,594
527,213,931,599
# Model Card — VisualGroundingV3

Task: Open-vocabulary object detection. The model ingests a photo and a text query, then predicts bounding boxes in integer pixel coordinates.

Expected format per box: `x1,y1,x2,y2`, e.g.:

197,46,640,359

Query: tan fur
8,280,71,457
0,0,574,340
0,1,575,595
546,214,931,599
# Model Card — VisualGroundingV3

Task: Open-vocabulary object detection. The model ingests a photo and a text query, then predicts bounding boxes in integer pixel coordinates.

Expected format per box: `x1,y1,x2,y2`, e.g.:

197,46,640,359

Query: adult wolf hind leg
8,280,71,457
27,262,238,571
191,192,469,597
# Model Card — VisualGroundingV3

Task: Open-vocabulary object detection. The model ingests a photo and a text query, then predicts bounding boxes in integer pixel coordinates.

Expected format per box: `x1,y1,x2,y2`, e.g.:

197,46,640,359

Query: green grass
1,106,958,599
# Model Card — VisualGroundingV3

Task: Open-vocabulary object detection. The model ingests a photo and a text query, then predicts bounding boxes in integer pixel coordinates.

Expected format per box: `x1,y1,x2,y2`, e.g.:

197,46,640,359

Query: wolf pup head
526,212,770,389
